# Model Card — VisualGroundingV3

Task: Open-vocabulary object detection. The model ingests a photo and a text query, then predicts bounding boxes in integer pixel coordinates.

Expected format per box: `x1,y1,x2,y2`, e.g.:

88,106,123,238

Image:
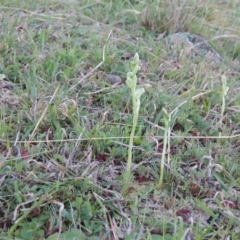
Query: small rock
167,32,224,64
106,74,122,85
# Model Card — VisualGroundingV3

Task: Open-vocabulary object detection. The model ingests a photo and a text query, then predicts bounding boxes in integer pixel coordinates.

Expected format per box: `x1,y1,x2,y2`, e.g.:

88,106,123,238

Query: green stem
157,124,168,189
125,108,138,183
156,108,170,190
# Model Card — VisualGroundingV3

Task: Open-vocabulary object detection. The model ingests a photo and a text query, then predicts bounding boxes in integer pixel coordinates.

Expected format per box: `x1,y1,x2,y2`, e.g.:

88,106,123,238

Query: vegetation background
0,0,240,239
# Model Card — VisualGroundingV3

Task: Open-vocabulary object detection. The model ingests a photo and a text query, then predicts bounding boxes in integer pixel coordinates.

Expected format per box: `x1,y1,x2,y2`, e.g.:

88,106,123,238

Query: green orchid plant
221,75,229,117
123,53,145,188
156,107,171,190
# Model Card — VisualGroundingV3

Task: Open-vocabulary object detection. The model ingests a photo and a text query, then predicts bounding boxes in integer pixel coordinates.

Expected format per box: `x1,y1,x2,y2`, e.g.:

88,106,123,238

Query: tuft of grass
139,0,212,35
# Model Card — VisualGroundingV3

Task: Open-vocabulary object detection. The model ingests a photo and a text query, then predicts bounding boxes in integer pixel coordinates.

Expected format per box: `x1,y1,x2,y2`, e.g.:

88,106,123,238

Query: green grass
0,0,240,239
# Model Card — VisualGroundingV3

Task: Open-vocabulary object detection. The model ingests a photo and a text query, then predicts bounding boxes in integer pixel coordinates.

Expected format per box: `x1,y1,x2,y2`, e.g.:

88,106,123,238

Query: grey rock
106,74,122,85
166,32,223,64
